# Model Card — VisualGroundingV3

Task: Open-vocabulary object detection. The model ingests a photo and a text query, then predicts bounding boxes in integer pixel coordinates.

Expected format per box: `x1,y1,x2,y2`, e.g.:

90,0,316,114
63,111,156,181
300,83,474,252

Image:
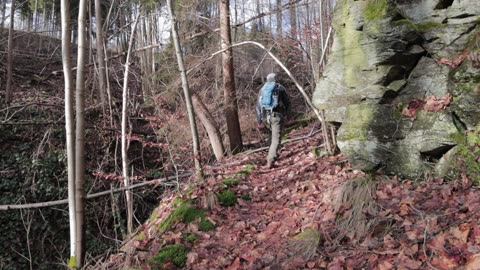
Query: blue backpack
260,82,279,110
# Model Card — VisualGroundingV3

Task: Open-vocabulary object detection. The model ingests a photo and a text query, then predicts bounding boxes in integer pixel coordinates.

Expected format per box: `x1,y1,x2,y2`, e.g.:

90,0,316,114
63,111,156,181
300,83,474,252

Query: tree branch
0,173,192,211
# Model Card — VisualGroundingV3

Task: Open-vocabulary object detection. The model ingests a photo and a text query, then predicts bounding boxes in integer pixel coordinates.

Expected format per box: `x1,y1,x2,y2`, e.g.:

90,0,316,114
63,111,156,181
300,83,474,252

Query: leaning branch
191,40,333,154
0,173,192,210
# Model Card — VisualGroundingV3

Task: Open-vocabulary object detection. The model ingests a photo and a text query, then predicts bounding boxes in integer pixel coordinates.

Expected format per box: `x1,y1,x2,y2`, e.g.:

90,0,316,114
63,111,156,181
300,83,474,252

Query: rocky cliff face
313,0,480,177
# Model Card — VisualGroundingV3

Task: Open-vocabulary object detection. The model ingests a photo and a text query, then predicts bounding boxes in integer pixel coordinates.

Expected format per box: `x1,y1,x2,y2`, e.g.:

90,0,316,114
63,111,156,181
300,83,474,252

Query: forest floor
100,125,480,270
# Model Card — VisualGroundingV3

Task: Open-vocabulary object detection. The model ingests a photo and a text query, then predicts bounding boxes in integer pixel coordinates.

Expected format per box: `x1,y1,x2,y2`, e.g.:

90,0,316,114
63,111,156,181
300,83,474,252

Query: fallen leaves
100,126,480,270
402,95,452,119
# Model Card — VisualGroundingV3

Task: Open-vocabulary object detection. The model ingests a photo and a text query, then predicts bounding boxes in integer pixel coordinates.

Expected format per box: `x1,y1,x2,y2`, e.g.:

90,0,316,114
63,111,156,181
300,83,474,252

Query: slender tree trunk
74,0,87,266
219,0,243,153
256,0,263,32
5,0,15,105
33,0,39,31
1,0,6,29
60,0,77,265
94,0,107,111
319,0,325,70
289,0,297,39
192,95,225,161
167,0,204,179
121,9,140,235
276,0,282,38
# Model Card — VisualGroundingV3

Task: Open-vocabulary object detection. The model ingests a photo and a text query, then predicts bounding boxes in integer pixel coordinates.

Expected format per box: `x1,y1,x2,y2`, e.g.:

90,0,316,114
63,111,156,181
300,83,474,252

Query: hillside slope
98,125,480,270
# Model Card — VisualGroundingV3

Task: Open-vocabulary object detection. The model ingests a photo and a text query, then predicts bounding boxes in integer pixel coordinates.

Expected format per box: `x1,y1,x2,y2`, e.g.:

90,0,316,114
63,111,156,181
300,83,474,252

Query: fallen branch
0,172,192,211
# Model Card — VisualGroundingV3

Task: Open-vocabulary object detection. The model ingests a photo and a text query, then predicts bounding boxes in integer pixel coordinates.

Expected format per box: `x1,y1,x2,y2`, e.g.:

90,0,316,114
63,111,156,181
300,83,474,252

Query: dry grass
287,228,322,261
200,190,218,210
334,176,379,242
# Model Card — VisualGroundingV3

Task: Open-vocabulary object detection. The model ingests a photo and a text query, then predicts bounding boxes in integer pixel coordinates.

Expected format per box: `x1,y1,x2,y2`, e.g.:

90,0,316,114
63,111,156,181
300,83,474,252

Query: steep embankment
99,125,480,270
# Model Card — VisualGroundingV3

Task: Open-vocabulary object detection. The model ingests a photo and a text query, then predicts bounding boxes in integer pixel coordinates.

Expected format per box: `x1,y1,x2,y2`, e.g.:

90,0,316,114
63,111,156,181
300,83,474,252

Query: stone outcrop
313,0,480,177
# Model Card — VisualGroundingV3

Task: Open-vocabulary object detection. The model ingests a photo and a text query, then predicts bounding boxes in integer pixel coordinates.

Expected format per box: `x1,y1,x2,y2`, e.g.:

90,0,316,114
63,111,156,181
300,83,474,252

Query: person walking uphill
256,73,290,169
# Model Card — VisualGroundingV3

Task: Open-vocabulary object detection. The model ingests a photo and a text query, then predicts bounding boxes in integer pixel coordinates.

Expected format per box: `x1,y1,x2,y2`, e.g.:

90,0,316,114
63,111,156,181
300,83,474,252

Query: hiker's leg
267,114,281,163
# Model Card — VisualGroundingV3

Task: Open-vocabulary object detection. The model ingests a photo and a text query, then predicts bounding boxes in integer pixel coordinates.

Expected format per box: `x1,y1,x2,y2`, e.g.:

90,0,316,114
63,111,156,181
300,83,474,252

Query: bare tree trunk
192,95,225,161
276,0,282,38
1,0,6,29
121,9,140,235
167,0,204,179
5,0,15,105
219,0,243,153
94,0,107,111
74,0,87,266
289,0,297,39
319,0,325,71
60,0,77,265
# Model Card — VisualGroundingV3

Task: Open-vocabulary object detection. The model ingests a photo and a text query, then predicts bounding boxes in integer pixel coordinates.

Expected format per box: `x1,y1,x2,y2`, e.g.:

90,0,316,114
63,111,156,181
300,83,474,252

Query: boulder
313,0,480,177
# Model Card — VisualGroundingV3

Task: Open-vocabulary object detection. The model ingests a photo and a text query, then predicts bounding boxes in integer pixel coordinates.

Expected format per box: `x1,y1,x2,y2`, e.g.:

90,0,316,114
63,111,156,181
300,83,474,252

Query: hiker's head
266,73,276,82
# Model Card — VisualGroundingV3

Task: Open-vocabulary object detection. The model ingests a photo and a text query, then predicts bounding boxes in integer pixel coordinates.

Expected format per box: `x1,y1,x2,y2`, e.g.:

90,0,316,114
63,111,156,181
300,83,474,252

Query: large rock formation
313,0,480,177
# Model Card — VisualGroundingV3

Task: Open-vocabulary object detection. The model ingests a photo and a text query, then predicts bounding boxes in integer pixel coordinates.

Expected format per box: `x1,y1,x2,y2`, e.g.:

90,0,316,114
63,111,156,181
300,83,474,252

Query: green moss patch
184,233,197,243
222,177,239,186
149,244,187,269
159,201,204,230
240,194,252,201
198,219,216,231
364,0,387,21
237,164,256,175
217,189,237,206
452,125,480,185
415,21,447,32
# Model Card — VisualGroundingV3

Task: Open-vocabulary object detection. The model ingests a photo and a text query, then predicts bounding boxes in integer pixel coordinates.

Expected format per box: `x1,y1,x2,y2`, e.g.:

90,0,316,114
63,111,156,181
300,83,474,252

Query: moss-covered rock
313,0,479,177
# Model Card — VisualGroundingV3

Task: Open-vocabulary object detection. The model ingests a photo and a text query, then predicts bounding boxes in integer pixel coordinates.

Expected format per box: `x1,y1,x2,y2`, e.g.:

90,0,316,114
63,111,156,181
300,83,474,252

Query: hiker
256,73,290,169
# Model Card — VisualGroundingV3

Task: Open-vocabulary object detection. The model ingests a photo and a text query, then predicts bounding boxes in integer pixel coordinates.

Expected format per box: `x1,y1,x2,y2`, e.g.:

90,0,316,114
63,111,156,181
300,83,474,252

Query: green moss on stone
339,2,367,87
217,189,237,206
415,21,447,32
149,244,187,269
393,19,418,31
364,0,387,21
338,105,375,141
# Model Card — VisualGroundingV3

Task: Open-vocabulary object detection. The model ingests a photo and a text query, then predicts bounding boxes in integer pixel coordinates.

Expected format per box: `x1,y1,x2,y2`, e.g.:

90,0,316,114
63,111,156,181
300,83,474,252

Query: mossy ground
159,201,205,230
149,244,188,269
222,177,239,186
217,189,238,206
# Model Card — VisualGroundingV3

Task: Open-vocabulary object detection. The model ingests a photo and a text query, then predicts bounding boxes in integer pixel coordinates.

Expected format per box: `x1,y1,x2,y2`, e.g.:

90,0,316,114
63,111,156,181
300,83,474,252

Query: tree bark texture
121,10,141,235
219,0,243,153
94,0,107,109
5,0,15,105
74,0,87,265
60,0,77,265
192,95,225,161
